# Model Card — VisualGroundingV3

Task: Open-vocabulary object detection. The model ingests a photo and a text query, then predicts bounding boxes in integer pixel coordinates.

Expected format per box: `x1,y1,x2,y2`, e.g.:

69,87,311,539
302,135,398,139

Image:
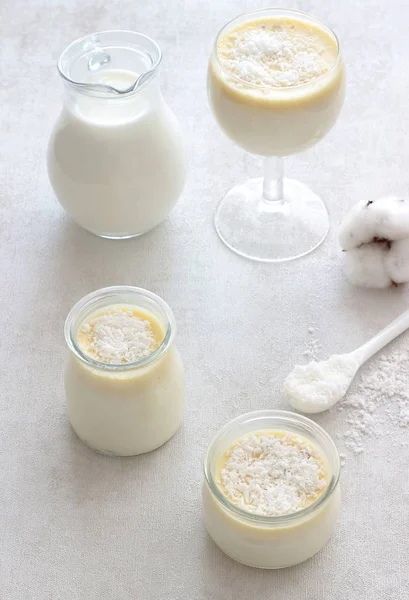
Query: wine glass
208,8,345,262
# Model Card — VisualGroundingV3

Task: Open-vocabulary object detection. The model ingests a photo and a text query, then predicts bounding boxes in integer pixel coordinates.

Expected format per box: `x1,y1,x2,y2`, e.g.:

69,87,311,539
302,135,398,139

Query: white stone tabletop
1,0,408,598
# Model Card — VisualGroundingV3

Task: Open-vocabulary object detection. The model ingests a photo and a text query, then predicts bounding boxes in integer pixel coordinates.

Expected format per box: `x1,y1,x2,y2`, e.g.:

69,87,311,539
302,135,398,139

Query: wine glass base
214,177,330,263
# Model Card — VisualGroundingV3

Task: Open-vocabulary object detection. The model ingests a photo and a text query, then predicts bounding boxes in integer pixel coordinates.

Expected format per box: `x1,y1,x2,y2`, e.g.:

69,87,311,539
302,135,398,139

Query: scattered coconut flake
336,342,409,453
302,327,322,359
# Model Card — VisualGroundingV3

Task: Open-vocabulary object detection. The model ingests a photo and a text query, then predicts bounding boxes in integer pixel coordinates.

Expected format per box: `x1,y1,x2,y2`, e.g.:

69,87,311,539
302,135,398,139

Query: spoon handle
352,307,409,365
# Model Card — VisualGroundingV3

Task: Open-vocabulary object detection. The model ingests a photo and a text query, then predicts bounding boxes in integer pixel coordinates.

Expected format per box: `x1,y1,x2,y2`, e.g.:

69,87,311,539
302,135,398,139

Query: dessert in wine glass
208,8,345,262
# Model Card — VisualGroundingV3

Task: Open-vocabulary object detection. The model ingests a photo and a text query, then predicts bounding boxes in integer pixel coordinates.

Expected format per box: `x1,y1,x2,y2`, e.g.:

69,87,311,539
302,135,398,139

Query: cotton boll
368,196,409,241
339,200,376,250
339,196,409,251
344,244,391,288
385,238,409,283
340,195,409,288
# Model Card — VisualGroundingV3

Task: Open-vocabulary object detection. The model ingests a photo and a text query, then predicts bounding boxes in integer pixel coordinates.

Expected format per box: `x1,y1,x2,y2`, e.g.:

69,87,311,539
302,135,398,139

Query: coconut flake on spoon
284,308,409,414
284,354,360,413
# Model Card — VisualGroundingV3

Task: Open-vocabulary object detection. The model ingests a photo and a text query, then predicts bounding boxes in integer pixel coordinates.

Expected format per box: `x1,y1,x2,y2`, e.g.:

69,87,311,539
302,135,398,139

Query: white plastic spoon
284,307,409,414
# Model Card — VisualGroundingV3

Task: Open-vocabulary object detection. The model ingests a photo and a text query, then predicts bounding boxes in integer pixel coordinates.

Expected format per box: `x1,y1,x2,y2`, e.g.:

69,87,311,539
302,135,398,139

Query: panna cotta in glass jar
64,286,185,456
48,31,186,239
203,410,340,568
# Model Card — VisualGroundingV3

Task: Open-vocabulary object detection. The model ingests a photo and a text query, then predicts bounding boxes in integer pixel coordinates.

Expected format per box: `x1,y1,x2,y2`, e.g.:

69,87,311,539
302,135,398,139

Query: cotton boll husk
339,200,376,250
385,238,409,283
368,196,409,241
344,244,391,288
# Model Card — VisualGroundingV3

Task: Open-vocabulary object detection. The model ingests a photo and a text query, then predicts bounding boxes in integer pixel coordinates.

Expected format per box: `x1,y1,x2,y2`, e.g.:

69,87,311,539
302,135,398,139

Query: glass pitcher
47,30,187,239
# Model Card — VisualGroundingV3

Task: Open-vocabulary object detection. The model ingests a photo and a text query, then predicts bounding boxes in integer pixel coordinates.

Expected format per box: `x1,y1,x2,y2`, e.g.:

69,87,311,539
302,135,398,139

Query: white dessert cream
203,414,340,568
64,289,185,456
208,13,345,156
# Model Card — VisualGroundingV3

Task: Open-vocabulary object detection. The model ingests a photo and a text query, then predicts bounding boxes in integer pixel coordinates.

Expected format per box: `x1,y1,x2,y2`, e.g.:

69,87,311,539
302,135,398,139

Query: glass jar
203,410,340,569
48,31,187,239
64,286,185,456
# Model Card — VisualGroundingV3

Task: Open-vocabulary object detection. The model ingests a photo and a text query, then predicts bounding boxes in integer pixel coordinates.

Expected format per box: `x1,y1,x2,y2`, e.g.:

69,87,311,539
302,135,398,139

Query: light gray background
1,0,408,598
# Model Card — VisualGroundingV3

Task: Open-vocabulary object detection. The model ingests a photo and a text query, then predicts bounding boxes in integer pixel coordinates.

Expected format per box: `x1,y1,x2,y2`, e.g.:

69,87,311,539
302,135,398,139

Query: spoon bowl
284,307,409,414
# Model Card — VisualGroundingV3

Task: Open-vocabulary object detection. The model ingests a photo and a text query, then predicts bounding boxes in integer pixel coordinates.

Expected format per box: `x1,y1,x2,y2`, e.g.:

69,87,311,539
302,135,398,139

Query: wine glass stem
263,156,284,204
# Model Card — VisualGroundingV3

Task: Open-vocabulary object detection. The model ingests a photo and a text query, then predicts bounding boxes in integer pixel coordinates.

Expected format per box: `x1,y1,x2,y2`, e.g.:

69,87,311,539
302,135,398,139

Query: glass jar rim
64,285,176,371
57,30,162,97
204,409,340,526
212,8,341,92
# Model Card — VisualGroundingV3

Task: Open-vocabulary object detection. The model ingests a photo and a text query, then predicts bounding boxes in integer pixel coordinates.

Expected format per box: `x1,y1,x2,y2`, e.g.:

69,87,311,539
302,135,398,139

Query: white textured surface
1,0,409,598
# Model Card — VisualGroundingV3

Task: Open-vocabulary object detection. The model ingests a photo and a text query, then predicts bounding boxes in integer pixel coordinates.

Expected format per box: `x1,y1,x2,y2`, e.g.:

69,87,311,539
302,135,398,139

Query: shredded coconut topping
77,306,159,364
284,354,360,413
218,431,328,516
217,17,335,88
